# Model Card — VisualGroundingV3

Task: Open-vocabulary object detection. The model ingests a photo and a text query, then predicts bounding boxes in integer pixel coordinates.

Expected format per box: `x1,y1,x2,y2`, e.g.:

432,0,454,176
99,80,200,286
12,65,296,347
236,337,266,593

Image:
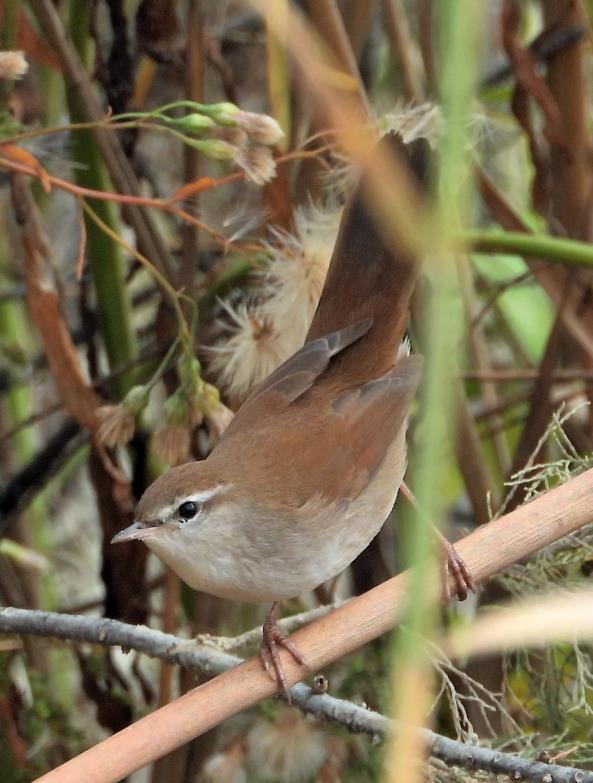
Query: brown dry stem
10,173,101,433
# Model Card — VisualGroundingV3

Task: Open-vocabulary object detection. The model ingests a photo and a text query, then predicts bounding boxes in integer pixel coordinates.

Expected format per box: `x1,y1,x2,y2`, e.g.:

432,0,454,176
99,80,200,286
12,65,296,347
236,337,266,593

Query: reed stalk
65,0,137,397
384,5,483,782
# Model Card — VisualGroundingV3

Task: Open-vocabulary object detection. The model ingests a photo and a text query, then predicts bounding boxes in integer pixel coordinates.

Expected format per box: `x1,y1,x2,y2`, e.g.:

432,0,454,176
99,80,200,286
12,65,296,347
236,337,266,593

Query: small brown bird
112,135,469,692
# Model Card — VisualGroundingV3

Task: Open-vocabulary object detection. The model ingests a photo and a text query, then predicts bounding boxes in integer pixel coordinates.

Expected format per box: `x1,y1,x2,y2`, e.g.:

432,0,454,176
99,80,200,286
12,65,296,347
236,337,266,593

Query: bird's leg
433,526,476,601
400,482,476,601
259,602,309,701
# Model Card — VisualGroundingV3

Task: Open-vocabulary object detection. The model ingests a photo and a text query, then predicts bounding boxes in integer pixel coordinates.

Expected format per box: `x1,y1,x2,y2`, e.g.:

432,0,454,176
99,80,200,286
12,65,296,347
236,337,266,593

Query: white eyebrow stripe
181,485,226,504
157,486,227,520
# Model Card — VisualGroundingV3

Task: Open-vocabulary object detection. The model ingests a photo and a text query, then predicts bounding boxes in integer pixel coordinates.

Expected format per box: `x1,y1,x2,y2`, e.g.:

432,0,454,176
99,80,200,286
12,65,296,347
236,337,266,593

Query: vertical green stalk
0,0,32,472
266,0,291,151
0,0,50,561
0,0,56,684
0,0,18,109
385,4,482,782
0,274,57,601
66,1,137,397
0,0,17,48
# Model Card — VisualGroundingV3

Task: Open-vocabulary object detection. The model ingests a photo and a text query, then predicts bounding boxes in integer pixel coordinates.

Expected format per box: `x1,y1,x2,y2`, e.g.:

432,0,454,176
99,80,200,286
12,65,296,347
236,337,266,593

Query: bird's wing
323,353,423,499
218,319,373,441
214,353,422,507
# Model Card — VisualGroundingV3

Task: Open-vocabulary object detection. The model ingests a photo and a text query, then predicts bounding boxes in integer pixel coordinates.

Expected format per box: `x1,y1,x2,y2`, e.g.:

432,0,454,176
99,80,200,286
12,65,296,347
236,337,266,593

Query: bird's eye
178,501,200,520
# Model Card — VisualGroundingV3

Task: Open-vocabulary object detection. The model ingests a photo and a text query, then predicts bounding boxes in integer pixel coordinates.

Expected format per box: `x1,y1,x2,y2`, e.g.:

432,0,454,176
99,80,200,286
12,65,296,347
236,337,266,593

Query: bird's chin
111,521,164,544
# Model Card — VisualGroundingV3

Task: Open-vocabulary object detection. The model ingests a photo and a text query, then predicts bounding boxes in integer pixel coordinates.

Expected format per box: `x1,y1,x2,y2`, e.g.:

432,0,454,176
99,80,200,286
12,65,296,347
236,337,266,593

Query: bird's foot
260,605,309,702
441,539,475,601
400,483,476,602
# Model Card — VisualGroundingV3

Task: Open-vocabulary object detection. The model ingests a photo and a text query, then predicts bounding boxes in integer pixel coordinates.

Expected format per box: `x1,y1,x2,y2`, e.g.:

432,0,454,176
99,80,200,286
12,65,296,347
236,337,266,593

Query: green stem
145,337,180,394
130,100,232,117
3,120,140,146
465,229,593,267
80,200,191,350
66,0,137,398
0,0,48,556
0,6,59,682
0,0,18,108
0,0,17,49
386,2,482,780
266,0,291,152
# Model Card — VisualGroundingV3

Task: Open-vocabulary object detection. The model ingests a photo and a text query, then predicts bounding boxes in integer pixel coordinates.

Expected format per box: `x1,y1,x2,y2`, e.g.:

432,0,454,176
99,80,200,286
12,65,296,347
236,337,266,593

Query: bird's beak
111,521,160,544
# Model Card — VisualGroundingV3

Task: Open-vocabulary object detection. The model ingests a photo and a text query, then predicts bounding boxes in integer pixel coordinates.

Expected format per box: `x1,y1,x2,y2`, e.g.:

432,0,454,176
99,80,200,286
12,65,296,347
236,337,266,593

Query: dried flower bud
0,51,28,81
205,401,234,443
181,134,275,184
204,103,283,145
152,422,192,466
96,404,135,447
216,126,249,149
234,112,284,146
150,357,211,464
234,145,276,185
198,380,220,412
96,385,149,447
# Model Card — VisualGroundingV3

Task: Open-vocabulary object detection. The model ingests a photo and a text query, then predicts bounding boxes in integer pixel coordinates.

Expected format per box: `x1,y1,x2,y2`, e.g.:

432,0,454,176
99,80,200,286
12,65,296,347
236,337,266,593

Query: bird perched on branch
112,133,473,694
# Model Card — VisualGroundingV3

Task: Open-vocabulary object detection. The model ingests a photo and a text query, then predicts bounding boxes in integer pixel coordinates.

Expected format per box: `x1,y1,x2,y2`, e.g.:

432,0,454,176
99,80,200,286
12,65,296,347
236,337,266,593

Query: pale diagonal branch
1,606,591,783
22,464,593,783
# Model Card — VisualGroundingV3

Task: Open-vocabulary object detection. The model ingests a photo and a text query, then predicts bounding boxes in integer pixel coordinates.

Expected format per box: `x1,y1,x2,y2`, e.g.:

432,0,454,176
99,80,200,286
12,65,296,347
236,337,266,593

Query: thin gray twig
0,606,591,783
197,602,338,651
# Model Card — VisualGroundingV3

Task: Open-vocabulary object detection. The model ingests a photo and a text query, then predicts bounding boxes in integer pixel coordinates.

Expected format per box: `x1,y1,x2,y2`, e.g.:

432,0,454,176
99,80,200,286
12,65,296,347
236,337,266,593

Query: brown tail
305,134,431,383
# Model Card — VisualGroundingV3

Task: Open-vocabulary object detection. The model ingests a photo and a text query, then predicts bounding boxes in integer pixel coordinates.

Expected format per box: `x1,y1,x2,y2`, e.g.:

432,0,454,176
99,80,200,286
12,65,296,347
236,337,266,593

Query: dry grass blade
445,585,593,659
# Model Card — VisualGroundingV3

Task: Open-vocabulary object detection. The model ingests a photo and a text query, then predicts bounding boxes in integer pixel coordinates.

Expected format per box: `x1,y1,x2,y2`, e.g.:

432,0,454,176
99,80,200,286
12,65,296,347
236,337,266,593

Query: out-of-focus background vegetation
3,0,593,781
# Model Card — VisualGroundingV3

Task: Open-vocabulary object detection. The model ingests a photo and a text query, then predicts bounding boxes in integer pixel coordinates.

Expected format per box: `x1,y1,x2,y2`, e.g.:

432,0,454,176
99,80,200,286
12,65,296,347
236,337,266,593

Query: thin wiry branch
197,602,338,652
1,606,592,783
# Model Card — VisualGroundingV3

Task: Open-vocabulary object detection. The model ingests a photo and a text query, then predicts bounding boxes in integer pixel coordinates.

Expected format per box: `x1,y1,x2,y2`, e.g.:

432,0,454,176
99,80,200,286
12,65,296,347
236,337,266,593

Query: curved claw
442,539,476,602
260,604,309,702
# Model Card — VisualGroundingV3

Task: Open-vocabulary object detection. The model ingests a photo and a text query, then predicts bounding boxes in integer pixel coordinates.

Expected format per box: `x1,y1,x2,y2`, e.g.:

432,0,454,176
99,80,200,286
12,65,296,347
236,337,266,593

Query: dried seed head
264,205,338,346
207,204,338,401
0,51,28,81
202,740,247,783
234,145,276,185
207,302,286,400
380,102,443,146
246,711,326,782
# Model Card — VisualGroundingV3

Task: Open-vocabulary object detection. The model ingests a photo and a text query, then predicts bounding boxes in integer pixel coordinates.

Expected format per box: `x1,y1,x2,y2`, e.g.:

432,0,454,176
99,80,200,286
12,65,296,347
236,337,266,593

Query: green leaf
472,253,554,362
